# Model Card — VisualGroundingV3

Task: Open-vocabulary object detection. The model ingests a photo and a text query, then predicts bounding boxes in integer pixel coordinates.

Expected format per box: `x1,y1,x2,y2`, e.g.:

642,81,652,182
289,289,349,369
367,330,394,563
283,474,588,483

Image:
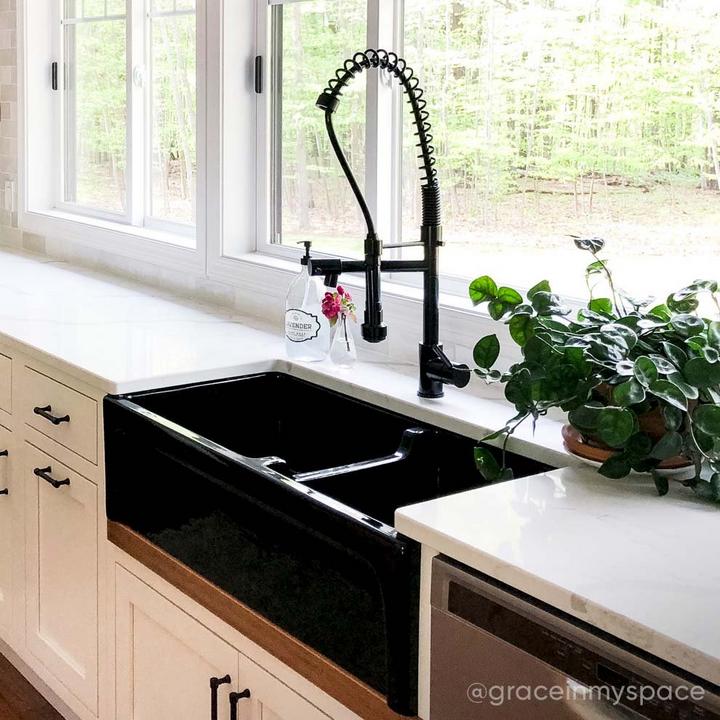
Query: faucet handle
419,344,471,398
449,362,471,389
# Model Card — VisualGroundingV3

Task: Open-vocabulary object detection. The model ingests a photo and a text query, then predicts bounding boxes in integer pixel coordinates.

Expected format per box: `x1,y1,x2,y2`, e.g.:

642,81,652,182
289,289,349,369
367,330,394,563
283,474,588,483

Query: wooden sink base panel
107,521,418,720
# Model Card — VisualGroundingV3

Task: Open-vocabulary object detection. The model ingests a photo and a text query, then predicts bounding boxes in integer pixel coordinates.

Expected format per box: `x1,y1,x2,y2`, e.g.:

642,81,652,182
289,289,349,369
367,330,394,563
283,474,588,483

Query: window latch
132,65,146,88
51,62,58,91
254,56,262,94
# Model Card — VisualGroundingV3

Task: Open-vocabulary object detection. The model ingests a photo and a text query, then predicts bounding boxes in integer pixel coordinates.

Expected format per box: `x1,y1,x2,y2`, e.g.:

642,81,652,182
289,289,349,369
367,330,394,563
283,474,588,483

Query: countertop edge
395,487,720,689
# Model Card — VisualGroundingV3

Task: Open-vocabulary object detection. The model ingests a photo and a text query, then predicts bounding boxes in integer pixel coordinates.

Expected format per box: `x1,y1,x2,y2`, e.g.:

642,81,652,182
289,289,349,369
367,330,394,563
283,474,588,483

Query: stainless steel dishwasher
430,556,720,719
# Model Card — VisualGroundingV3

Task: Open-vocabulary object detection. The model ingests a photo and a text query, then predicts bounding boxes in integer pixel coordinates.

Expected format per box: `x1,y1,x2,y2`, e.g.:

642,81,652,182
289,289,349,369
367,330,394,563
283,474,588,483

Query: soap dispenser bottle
285,242,330,361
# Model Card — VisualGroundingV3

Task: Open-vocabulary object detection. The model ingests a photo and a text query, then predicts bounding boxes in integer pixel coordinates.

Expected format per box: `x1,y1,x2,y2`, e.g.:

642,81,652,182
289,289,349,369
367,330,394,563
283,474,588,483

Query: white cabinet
24,442,98,715
237,652,331,720
21,366,99,464
0,424,14,640
115,566,330,720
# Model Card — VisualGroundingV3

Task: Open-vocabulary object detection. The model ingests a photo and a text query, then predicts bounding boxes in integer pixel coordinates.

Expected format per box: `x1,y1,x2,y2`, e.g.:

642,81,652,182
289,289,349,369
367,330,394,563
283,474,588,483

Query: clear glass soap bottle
285,242,330,361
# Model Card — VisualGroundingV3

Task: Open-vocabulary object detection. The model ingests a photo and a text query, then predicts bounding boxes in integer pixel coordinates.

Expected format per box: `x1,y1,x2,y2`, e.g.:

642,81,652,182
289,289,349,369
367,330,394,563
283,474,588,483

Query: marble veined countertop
0,247,567,466
397,466,720,688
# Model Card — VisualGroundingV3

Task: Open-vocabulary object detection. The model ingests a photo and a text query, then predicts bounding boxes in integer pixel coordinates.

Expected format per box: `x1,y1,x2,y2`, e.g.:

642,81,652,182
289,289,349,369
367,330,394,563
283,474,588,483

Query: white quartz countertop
0,247,567,466
397,466,720,688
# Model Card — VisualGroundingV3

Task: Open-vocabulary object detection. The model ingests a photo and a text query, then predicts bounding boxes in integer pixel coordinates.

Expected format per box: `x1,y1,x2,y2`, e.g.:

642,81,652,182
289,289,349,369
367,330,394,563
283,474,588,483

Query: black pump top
298,240,312,266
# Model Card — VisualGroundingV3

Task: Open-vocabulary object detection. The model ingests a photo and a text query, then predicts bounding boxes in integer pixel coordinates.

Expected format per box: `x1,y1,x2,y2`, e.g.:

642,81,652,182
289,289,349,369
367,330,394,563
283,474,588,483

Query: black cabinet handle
229,690,251,720
33,405,70,426
34,466,70,489
210,675,231,720
0,450,7,494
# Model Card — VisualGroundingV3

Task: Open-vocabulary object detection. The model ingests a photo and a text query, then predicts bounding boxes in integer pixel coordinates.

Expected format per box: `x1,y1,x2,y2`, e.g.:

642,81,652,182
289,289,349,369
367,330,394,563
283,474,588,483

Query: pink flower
322,292,342,322
322,288,357,326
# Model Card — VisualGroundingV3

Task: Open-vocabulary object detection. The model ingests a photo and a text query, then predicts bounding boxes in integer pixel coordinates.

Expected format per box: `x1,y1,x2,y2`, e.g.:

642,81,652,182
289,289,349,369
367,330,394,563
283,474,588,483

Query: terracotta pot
561,424,691,470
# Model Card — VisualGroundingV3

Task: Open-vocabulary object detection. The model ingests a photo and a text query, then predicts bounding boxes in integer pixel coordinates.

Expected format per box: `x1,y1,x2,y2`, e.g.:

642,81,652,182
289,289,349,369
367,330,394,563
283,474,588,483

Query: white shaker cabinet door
236,653,331,720
115,566,239,720
115,564,333,720
24,443,98,715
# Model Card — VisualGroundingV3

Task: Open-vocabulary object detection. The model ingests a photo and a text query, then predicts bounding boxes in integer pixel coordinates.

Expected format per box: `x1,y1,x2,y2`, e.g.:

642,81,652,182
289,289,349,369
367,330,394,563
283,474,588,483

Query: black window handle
34,466,70,489
229,689,251,720
210,675,231,720
33,405,70,425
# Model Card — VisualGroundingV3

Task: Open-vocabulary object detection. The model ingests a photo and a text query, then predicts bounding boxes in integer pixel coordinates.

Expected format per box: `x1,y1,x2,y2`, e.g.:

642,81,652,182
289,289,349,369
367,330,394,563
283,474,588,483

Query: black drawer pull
210,675,231,720
33,405,70,426
0,450,7,494
34,466,70,489
229,689,251,720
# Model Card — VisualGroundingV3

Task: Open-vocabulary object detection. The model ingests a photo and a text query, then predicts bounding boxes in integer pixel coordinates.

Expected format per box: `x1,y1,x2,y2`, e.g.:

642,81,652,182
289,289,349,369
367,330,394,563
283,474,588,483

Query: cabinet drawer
25,444,98,715
22,367,98,464
0,354,11,415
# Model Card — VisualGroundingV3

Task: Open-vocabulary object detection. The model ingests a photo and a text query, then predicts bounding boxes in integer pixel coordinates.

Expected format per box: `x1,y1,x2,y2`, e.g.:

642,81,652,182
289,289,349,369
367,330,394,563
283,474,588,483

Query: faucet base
418,343,470,398
418,385,445,399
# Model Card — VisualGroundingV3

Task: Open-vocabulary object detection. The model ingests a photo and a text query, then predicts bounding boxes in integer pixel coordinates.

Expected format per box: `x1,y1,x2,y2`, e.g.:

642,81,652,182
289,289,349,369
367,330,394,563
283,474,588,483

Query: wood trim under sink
107,521,419,720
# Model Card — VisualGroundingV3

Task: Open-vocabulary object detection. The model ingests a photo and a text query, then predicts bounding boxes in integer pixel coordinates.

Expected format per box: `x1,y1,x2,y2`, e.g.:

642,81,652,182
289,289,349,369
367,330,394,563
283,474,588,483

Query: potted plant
468,237,720,502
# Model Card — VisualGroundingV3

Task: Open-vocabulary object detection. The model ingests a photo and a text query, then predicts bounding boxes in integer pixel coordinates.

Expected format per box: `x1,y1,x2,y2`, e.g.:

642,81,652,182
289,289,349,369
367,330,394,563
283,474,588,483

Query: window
260,0,720,299
269,0,368,258
60,0,197,239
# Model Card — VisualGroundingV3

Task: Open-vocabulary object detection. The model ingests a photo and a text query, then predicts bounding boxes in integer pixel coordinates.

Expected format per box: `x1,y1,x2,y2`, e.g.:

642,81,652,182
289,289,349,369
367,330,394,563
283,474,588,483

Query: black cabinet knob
34,466,70,489
33,405,70,426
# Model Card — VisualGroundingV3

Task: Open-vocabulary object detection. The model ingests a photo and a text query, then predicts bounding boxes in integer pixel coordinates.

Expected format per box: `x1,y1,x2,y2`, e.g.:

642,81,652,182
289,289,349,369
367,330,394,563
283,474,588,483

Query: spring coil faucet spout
308,49,471,398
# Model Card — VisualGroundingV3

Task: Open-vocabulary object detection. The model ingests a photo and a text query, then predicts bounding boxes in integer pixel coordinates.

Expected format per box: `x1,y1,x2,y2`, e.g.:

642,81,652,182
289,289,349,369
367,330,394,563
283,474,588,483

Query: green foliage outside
67,7,196,222
280,0,720,262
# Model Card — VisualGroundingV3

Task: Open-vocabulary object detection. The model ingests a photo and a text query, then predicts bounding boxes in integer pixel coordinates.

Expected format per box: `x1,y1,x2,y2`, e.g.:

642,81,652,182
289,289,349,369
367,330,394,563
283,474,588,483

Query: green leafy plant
469,237,720,502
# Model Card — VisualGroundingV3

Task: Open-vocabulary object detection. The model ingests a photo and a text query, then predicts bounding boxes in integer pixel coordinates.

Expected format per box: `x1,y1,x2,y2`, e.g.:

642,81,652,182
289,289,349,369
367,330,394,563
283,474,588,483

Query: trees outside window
62,0,197,234
269,0,720,297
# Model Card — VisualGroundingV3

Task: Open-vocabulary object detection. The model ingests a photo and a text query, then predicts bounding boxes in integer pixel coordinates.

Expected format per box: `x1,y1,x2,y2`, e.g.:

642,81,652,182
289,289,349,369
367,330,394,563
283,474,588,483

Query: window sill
211,250,508,366
20,208,202,272
216,249,475,310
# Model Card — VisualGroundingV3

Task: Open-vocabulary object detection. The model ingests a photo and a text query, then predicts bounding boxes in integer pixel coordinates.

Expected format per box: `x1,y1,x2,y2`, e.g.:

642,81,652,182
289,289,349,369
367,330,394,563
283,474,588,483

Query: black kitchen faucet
305,49,471,399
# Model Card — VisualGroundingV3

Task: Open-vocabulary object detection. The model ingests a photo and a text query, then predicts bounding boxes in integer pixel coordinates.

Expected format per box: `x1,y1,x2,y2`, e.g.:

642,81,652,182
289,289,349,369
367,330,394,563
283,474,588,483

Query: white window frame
249,0,399,264
242,0,472,297
17,0,512,370
19,0,209,272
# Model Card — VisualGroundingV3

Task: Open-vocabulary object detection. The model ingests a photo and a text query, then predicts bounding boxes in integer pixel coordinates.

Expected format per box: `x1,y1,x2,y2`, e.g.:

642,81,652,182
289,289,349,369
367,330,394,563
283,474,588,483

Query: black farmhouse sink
104,372,551,715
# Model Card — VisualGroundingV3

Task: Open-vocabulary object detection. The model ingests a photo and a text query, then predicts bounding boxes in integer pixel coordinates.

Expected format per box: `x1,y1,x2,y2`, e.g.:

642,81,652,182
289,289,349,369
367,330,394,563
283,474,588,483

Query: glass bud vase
329,315,357,368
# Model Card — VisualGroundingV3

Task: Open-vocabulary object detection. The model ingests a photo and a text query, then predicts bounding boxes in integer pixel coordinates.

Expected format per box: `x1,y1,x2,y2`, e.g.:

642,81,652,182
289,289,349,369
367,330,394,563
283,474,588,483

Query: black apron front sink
104,372,552,716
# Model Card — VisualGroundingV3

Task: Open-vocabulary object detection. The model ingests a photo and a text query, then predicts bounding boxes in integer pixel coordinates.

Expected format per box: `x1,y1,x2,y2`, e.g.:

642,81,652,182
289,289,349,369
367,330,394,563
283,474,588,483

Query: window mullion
365,0,395,248
128,0,146,226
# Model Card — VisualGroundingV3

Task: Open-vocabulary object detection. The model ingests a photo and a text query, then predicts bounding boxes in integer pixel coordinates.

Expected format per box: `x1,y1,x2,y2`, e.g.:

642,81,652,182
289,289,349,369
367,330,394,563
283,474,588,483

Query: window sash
255,0,427,286
259,0,395,248
57,0,197,236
